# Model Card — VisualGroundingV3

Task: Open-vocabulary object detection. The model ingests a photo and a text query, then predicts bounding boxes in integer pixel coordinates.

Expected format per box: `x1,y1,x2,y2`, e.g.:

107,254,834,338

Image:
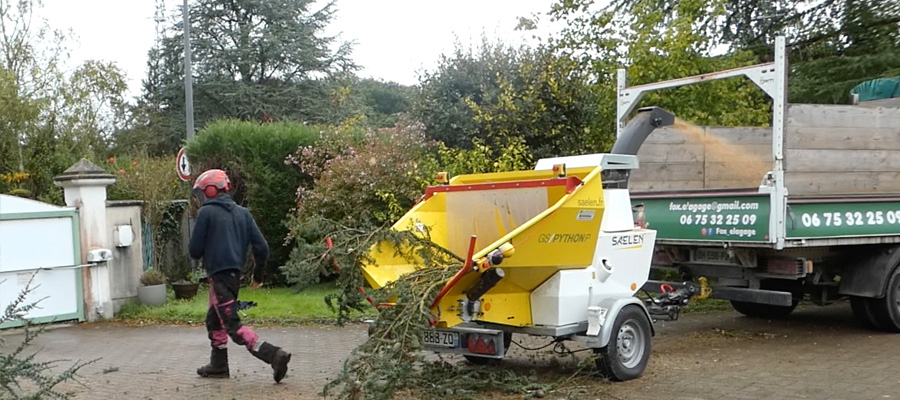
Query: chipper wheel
594,305,652,381
464,331,513,365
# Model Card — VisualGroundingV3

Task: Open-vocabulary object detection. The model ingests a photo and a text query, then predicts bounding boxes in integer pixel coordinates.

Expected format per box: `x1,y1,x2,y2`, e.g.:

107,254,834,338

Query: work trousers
205,270,260,351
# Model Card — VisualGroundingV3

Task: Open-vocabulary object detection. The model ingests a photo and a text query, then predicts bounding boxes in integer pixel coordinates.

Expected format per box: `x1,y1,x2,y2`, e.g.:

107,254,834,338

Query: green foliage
288,118,433,229
105,153,188,278
433,137,533,177
1,278,94,399
186,119,322,285
416,38,603,157
787,0,900,103
600,0,900,104
116,284,361,325
0,0,129,204
355,78,416,128
550,0,772,132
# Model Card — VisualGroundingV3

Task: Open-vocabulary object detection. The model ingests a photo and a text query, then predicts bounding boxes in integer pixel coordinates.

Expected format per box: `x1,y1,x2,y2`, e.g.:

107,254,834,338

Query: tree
602,0,900,103
549,0,773,135
0,0,129,203
133,0,357,155
786,0,900,103
415,37,604,158
355,78,415,127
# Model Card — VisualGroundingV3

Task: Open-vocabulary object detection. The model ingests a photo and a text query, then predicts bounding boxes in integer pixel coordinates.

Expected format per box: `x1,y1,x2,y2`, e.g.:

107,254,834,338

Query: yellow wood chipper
361,107,700,381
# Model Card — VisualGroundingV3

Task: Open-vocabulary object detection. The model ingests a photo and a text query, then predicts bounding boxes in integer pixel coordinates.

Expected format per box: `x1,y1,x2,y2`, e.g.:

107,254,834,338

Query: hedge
186,119,320,285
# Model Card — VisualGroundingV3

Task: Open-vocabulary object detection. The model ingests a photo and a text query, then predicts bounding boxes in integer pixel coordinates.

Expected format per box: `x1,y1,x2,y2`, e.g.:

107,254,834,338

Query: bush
140,268,167,286
289,118,434,227
104,153,188,280
186,120,328,285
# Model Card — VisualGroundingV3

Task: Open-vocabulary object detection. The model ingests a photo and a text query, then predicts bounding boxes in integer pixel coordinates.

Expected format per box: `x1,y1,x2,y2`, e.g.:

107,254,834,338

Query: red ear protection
204,185,219,198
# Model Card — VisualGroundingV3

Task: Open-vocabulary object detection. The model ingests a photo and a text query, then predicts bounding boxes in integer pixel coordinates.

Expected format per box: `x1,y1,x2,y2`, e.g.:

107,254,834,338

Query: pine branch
0,277,97,399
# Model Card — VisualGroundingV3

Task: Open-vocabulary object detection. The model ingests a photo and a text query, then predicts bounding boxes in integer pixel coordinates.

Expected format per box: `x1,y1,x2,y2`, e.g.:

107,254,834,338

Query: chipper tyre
595,305,652,381
464,332,513,366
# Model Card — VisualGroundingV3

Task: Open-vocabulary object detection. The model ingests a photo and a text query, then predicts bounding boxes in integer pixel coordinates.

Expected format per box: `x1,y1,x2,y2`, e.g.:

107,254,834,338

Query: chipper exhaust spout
601,106,675,188
610,106,675,156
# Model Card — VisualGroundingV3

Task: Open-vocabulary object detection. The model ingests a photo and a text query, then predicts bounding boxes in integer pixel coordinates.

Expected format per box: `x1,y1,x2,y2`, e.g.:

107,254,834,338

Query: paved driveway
4,323,368,399
4,301,900,399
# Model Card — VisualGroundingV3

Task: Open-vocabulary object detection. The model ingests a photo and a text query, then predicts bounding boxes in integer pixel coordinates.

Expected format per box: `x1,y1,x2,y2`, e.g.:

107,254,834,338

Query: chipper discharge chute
361,107,698,381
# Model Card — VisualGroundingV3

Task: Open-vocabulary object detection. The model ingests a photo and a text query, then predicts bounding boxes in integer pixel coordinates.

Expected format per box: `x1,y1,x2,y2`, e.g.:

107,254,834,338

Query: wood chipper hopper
362,107,700,381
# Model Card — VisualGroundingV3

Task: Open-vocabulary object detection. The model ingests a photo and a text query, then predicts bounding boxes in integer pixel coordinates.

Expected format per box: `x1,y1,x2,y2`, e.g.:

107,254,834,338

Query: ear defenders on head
204,185,219,198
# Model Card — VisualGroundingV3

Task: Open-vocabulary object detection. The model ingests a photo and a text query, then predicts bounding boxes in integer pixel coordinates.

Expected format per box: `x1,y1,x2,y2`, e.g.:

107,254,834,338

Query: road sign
176,147,191,181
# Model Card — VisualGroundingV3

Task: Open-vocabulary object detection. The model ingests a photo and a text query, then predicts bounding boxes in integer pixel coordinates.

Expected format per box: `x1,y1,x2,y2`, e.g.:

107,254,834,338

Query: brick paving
5,301,900,399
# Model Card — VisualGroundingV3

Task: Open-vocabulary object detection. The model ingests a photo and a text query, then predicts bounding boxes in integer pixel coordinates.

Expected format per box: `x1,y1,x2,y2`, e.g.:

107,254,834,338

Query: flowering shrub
105,153,188,279
289,118,435,228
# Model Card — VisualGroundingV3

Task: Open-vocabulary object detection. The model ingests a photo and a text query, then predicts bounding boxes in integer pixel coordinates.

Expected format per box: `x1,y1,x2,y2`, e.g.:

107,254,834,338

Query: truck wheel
868,267,900,332
730,300,798,319
594,305,652,381
464,332,512,365
850,296,884,330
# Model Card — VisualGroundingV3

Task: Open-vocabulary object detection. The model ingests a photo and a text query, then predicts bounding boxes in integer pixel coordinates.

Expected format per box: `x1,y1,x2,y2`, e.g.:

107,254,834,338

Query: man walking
189,168,291,383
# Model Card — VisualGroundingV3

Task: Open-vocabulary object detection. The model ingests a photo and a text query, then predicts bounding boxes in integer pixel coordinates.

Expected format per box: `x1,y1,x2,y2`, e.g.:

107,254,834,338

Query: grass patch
682,297,733,314
117,283,375,326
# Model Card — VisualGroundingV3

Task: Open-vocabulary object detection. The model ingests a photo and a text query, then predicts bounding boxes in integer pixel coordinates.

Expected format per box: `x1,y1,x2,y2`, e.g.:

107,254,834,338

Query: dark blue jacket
189,195,269,281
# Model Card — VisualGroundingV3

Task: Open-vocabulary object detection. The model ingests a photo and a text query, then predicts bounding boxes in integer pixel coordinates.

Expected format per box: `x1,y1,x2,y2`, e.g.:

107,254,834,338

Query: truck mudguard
839,244,900,298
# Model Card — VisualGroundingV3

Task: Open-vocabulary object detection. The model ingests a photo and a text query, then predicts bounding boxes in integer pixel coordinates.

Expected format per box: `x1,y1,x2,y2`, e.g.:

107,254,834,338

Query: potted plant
172,269,203,300
138,268,167,306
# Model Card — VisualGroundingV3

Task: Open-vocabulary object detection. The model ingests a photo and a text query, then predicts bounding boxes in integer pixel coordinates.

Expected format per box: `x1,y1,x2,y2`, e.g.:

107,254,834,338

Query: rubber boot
251,342,292,383
197,347,230,378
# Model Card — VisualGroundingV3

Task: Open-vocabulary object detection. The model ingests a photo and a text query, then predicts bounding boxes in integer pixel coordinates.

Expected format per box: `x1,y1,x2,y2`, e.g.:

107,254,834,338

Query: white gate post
54,159,116,321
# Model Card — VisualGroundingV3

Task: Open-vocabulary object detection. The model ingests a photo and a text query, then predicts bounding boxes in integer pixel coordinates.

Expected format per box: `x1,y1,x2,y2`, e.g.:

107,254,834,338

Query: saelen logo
611,234,644,248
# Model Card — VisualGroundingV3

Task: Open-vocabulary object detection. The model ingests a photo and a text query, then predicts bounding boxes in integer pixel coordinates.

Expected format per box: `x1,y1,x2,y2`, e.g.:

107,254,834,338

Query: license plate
422,330,458,348
693,248,735,264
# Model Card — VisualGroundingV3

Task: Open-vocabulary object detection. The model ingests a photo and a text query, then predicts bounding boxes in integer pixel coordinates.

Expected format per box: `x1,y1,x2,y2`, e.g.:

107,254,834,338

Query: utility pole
183,0,195,141
183,0,199,275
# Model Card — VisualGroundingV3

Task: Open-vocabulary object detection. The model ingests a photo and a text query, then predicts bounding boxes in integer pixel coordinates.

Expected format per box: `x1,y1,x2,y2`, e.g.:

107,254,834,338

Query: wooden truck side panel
629,104,900,197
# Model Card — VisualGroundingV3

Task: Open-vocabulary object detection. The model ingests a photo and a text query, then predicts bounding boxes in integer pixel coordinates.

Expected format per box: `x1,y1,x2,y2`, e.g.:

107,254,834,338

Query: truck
618,36,900,332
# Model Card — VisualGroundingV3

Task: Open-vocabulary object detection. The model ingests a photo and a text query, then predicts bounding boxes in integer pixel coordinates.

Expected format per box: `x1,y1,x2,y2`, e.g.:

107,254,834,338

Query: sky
38,0,559,99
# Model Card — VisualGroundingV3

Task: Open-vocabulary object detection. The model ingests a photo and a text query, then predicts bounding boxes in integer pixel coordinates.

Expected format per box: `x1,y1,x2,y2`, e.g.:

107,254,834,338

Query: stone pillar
54,159,116,321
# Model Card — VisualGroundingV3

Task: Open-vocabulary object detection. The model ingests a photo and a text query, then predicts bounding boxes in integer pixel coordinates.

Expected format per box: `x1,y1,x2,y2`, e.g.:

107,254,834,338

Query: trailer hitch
645,282,700,321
